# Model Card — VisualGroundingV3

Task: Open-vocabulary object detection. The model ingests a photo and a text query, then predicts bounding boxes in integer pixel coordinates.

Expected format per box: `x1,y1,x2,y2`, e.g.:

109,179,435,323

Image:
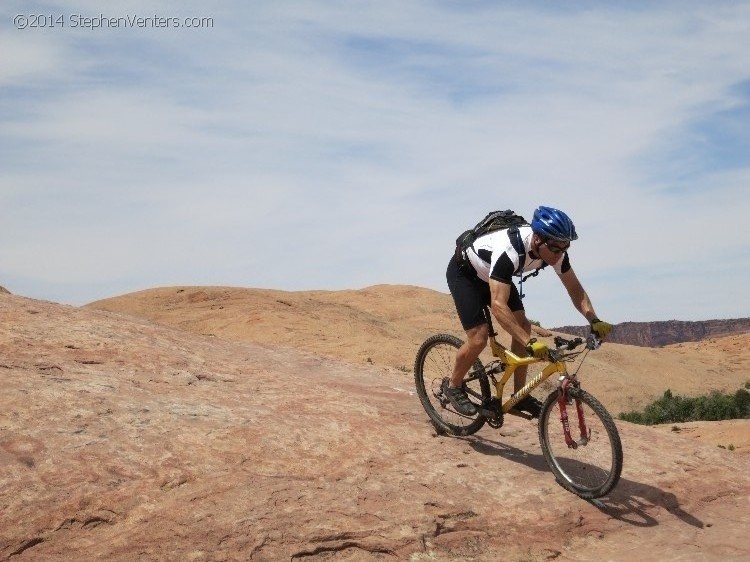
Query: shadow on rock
462,435,550,473
593,478,705,530
464,434,704,531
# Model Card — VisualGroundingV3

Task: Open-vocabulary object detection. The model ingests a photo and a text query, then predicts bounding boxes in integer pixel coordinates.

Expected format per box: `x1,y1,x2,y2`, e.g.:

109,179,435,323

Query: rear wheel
539,386,622,499
414,334,490,436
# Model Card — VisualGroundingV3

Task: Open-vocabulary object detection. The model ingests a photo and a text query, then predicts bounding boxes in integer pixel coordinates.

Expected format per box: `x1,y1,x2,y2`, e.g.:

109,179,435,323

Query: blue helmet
531,206,578,241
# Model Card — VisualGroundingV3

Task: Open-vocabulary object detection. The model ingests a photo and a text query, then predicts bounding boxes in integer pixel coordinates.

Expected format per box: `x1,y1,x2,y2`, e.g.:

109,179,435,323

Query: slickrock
2,292,749,560
87,286,750,415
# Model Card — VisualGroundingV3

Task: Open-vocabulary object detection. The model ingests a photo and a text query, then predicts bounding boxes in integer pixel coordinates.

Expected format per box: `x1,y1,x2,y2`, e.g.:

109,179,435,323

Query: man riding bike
445,206,613,417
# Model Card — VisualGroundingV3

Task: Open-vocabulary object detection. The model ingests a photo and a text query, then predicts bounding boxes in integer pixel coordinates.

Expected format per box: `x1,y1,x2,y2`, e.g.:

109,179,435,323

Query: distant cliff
551,318,750,347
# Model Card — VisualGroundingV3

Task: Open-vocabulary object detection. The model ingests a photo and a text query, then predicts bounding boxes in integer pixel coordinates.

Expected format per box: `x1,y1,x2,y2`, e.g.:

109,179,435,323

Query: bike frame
483,320,591,447
415,315,621,497
487,335,566,414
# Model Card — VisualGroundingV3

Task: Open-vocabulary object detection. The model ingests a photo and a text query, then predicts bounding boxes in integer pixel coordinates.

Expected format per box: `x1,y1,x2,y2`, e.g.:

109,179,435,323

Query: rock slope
87,286,750,415
2,293,750,560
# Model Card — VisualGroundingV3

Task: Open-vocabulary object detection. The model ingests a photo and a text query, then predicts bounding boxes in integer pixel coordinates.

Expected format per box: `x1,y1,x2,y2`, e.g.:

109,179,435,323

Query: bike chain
485,397,504,428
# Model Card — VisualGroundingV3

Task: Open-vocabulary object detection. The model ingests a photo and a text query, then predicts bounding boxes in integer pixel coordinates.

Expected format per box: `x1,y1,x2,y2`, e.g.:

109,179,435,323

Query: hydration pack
454,209,547,291
455,209,528,254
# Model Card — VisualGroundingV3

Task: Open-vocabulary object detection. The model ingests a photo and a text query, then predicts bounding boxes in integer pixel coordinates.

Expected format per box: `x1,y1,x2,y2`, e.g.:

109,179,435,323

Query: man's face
534,234,569,264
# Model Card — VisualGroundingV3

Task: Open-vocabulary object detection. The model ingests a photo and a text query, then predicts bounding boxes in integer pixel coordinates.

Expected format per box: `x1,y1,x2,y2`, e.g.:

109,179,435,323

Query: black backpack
454,209,547,284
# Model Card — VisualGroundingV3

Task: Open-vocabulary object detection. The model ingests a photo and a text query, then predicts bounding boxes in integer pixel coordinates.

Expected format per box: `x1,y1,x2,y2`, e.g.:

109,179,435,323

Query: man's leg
450,323,488,387
509,309,542,418
510,309,532,392
443,324,488,416
445,255,490,416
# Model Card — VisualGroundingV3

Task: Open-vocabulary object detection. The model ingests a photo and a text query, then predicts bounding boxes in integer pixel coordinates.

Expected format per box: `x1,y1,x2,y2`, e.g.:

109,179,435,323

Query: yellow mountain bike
414,311,623,499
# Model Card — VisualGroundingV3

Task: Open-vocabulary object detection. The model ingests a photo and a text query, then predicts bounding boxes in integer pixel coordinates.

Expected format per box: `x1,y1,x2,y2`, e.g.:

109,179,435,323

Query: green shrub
619,387,750,425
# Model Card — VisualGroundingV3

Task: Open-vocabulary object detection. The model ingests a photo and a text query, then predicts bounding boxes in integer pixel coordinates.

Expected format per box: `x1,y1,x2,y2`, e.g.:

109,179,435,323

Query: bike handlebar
553,333,602,352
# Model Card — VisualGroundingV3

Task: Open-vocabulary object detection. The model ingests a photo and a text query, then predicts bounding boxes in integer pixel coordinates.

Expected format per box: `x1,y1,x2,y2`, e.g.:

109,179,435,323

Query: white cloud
1,1,749,324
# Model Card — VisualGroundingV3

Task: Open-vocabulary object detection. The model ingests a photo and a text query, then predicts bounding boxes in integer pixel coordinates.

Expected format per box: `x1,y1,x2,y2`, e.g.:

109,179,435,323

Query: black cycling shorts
446,254,524,331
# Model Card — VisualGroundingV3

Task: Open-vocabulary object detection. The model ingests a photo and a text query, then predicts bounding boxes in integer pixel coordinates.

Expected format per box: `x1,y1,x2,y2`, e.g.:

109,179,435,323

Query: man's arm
489,279,531,344
559,267,598,322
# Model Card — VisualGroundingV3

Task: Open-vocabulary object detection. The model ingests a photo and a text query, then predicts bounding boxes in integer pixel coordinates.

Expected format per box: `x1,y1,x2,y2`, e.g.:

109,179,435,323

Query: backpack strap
509,226,549,299
508,226,526,274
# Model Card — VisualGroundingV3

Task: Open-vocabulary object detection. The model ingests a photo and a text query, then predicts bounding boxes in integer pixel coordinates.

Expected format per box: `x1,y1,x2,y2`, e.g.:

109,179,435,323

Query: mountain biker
445,206,613,417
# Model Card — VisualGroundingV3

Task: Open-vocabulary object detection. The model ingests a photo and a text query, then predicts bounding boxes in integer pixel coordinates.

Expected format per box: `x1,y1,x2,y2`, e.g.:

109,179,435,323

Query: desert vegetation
619,383,750,425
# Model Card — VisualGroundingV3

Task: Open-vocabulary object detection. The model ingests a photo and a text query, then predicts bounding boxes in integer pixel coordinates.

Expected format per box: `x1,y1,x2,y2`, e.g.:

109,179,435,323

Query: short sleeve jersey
465,226,571,283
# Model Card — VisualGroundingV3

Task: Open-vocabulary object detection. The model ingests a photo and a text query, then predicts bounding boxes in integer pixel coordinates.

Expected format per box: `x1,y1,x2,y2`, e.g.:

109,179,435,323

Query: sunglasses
543,241,570,254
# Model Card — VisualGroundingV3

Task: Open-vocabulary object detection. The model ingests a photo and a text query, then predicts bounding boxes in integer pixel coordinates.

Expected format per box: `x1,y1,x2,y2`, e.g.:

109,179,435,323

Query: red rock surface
87,285,750,415
2,291,750,561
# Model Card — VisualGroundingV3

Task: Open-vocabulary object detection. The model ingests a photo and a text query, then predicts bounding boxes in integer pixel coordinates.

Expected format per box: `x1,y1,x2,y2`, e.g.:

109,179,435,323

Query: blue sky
1,1,749,327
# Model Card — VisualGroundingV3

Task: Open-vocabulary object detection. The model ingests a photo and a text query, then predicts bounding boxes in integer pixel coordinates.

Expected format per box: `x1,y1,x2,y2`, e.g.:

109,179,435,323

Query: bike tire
538,387,623,499
414,334,491,436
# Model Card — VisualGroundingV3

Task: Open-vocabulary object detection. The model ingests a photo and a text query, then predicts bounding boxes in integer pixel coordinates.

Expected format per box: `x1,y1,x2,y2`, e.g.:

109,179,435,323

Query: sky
1,0,749,328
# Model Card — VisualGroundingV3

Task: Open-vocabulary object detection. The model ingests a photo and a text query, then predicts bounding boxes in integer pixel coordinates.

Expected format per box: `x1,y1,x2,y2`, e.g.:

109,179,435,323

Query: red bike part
557,377,592,448
576,395,592,444
557,379,577,449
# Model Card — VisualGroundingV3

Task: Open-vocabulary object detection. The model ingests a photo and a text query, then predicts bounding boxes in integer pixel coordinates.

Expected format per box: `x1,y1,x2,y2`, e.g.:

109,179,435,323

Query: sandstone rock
86,286,750,415
1,292,750,560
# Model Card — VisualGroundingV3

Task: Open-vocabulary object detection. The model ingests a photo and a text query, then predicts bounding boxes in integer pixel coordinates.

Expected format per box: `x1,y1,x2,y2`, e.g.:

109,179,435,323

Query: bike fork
557,379,591,448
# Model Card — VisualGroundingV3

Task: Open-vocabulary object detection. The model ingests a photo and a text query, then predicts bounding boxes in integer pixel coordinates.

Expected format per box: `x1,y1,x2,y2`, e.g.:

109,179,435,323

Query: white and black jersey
465,226,571,284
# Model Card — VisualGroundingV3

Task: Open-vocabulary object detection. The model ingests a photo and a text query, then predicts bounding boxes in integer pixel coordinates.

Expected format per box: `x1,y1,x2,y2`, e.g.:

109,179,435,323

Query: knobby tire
538,387,623,499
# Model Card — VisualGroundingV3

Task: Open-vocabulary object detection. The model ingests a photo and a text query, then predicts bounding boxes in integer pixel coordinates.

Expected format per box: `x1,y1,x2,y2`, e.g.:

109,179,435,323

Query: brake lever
587,333,602,350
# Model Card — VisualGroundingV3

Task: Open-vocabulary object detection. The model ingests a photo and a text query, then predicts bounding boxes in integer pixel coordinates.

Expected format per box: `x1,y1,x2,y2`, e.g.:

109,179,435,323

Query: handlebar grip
569,337,583,349
553,336,584,350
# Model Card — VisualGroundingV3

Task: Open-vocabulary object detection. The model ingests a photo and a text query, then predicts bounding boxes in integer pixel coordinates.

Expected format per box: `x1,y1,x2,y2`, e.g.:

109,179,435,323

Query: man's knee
465,324,489,351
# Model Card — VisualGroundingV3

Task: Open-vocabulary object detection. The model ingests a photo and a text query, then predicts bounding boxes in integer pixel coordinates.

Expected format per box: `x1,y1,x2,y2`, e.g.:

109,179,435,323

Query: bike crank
479,397,504,428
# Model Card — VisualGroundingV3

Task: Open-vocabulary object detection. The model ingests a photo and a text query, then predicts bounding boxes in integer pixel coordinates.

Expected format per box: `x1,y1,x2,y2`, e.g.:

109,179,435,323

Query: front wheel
414,334,490,436
539,386,623,499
